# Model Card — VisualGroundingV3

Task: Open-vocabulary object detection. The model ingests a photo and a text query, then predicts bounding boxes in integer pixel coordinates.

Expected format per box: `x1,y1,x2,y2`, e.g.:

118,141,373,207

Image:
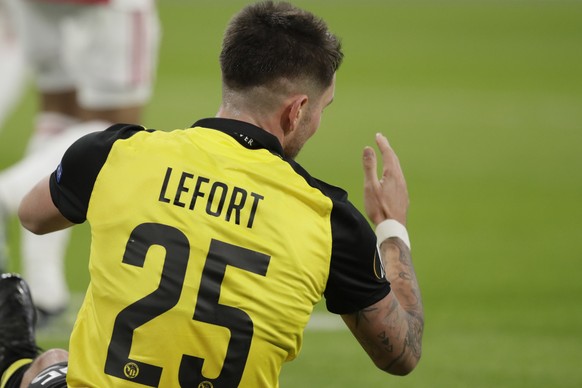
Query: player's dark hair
220,1,343,91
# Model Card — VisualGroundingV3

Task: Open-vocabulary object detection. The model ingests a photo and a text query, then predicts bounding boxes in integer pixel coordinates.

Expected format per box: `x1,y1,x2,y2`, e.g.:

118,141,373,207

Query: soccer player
0,0,160,322
3,2,424,387
0,0,27,272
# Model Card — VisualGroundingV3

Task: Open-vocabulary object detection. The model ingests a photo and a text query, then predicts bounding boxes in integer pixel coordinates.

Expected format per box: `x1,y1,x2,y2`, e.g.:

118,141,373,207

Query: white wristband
375,219,411,250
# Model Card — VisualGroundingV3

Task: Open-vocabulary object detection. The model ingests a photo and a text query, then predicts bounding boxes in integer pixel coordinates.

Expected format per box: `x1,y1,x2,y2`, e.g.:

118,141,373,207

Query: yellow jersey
49,118,390,387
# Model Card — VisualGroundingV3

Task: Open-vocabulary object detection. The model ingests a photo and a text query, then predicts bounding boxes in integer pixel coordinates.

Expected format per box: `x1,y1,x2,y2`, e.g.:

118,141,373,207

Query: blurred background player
0,0,26,134
0,0,27,271
0,0,161,324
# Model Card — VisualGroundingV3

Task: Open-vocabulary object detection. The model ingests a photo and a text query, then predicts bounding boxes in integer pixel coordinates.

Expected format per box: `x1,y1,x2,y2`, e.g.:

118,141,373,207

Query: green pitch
1,1,581,387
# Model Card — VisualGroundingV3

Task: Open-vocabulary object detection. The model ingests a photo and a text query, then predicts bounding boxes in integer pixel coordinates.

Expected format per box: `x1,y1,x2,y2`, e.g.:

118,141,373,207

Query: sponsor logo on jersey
124,362,139,379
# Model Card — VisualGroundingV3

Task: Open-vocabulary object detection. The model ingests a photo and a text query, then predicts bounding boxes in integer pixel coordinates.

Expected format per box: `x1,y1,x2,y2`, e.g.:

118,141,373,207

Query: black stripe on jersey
50,124,147,223
285,160,391,315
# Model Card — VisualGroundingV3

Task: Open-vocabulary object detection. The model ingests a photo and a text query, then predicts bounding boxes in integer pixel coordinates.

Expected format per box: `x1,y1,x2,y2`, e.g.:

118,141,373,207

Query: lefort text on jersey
158,166,264,229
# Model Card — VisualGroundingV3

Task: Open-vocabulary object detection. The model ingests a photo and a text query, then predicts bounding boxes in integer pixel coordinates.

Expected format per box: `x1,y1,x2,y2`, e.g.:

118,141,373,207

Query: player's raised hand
362,133,409,226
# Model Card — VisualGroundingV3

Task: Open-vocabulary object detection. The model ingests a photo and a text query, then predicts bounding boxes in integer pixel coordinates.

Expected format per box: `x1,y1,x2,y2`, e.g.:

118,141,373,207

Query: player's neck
215,105,285,147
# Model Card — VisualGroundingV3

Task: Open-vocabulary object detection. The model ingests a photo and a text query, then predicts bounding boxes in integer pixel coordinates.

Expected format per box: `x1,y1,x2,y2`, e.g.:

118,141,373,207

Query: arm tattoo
377,331,393,352
396,243,424,359
406,312,424,359
347,238,424,371
355,306,377,328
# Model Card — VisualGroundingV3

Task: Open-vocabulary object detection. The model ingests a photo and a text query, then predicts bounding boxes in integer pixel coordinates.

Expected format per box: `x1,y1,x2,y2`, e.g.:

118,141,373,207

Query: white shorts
18,0,161,109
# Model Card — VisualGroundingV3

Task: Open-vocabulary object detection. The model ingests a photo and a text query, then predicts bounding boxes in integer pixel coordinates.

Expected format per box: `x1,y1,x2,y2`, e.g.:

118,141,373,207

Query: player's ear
282,95,308,135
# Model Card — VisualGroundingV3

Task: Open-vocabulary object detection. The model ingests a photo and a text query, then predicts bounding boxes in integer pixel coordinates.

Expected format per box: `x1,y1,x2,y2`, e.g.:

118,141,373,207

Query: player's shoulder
312,177,348,203
78,123,149,147
288,159,349,203
102,123,151,139
62,123,150,162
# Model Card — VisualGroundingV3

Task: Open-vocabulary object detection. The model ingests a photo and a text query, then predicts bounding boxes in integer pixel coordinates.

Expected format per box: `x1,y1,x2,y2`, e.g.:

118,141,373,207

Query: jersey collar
192,118,284,157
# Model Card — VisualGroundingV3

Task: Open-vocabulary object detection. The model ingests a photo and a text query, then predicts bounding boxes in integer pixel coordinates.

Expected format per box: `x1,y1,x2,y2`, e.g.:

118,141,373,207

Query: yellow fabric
67,127,334,387
0,358,33,388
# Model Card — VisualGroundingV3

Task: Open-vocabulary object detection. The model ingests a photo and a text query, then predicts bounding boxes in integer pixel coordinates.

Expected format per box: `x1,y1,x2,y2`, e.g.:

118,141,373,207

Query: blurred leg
0,121,110,314
21,230,70,315
0,36,26,132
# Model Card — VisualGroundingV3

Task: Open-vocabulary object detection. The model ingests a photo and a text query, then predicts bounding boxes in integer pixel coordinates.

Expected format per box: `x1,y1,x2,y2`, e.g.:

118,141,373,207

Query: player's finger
376,133,393,159
376,133,399,177
362,145,378,184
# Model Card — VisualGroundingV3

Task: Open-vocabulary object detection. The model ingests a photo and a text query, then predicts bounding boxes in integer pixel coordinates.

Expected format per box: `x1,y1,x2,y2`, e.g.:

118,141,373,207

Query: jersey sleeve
49,124,146,223
322,185,391,315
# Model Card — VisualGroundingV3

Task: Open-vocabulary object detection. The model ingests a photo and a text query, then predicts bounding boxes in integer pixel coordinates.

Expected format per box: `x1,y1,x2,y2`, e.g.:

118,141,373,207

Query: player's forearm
380,238,422,315
342,237,423,375
379,237,424,373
